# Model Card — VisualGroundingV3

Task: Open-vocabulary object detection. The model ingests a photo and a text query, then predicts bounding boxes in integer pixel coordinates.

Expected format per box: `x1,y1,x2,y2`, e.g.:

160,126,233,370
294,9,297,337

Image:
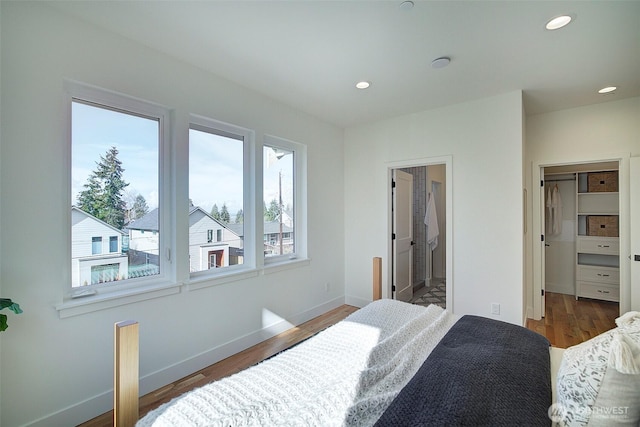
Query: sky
72,101,159,209
72,101,293,220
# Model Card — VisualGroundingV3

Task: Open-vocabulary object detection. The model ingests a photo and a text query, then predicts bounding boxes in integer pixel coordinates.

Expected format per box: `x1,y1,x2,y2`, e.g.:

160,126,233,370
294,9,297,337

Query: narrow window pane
189,128,244,272
263,146,294,257
71,101,160,288
92,237,102,255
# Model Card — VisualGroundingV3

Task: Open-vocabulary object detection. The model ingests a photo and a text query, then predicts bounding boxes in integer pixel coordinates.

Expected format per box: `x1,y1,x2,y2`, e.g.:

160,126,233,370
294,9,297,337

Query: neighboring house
263,221,294,255
71,207,128,287
188,206,243,271
125,208,161,277
126,207,243,273
226,220,294,256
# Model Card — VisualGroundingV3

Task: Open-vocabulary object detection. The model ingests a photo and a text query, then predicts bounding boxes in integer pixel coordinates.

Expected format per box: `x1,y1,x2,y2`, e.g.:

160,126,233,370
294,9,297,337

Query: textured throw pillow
555,311,640,426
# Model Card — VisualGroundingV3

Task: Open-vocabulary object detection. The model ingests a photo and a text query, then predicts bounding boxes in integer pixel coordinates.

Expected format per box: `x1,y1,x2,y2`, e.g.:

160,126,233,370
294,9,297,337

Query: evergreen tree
235,209,244,223
132,194,149,220
77,175,104,219
220,204,230,224
77,146,129,229
265,198,280,221
211,204,220,221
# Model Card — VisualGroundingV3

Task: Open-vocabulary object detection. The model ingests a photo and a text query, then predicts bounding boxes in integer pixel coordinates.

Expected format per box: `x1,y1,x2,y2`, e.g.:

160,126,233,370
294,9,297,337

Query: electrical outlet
491,303,500,315
325,282,330,292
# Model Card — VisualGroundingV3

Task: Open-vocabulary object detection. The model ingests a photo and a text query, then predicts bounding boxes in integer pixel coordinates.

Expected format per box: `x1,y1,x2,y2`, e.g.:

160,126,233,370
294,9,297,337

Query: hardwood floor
79,295,617,426
525,291,619,348
79,304,359,427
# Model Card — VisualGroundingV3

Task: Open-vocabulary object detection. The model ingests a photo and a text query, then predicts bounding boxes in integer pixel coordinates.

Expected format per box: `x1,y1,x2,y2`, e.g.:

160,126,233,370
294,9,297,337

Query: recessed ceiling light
399,1,414,11
546,15,573,30
431,57,451,69
355,81,371,89
598,86,617,94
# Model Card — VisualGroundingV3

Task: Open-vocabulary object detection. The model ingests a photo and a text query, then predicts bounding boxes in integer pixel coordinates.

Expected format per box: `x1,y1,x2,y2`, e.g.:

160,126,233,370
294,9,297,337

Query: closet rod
544,178,576,182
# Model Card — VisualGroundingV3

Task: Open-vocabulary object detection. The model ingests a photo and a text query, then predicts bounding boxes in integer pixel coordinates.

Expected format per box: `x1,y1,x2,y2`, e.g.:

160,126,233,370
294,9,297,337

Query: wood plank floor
79,295,618,426
79,304,359,427
525,292,619,348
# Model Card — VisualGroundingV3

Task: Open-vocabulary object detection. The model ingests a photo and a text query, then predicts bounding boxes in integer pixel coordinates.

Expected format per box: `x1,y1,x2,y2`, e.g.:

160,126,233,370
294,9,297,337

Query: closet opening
539,161,622,329
390,163,447,309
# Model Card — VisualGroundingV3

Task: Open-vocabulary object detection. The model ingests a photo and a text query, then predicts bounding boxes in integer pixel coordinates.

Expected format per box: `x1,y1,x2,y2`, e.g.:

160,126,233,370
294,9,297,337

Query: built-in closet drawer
576,236,619,256
576,282,619,302
576,265,619,285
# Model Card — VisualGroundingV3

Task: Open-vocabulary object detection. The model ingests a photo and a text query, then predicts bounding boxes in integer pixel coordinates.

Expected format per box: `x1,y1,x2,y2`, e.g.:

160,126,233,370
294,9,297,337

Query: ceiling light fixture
598,86,617,94
431,57,451,69
355,81,371,89
546,15,573,30
399,1,414,11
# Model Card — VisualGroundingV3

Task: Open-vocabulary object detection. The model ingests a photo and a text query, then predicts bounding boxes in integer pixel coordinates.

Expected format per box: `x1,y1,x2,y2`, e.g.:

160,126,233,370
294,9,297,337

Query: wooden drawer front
577,282,619,302
577,266,619,285
576,237,619,255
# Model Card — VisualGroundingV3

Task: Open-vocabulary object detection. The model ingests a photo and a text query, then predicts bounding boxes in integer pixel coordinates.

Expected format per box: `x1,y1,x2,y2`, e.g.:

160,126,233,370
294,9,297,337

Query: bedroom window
68,82,172,297
189,116,255,276
263,135,307,264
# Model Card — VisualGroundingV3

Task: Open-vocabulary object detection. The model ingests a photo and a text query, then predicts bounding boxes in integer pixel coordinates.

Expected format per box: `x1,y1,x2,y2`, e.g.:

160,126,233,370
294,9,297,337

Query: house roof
49,1,640,127
125,208,159,231
71,207,127,235
127,206,242,237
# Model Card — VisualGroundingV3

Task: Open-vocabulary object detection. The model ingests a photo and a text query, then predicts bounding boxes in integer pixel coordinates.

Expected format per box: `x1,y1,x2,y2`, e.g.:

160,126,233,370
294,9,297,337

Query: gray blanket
374,315,551,426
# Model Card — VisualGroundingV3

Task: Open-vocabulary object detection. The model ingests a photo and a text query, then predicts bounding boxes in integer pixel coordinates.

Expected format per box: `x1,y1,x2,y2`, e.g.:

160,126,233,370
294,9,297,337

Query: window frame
188,115,256,281
262,135,307,266
62,80,176,307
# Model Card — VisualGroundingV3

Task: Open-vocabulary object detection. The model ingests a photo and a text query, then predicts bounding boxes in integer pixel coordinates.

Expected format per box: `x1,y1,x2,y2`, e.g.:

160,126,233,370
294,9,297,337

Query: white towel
424,192,439,251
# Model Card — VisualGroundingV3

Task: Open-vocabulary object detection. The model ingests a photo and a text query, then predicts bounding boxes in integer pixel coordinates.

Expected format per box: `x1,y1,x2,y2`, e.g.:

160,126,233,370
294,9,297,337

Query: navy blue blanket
375,315,551,426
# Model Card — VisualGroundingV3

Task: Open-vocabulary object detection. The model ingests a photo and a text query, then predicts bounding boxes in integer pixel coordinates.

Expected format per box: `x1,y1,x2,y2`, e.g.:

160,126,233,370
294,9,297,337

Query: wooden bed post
114,320,139,427
373,257,382,300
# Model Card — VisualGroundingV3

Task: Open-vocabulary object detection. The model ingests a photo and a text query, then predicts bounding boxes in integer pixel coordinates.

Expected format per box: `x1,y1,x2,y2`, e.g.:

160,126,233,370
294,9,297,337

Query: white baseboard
25,296,346,427
344,294,371,308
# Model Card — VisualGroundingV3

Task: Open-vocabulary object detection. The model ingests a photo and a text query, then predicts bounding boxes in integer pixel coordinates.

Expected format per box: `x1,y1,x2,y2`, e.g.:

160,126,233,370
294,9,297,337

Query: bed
115,258,640,427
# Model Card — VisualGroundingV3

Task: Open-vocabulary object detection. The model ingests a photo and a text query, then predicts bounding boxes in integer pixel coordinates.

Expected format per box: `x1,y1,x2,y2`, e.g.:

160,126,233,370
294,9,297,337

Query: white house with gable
71,207,128,287
188,206,243,271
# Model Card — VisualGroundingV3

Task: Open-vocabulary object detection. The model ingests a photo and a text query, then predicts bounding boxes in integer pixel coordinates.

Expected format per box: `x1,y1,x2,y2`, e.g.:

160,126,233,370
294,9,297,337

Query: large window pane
71,101,160,287
189,127,245,272
263,145,294,257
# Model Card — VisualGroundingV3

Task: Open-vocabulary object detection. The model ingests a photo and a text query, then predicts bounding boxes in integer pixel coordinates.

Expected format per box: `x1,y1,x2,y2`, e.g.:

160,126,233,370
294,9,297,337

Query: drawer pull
597,245,610,248
597,290,610,294
597,274,610,277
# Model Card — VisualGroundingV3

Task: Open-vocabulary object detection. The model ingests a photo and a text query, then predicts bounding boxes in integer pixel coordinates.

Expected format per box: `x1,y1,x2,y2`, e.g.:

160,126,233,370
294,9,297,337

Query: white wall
524,97,640,317
0,3,344,426
344,91,525,324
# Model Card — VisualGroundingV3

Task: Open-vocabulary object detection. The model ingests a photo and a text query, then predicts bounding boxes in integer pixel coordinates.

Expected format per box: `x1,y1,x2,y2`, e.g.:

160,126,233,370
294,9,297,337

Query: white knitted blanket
138,300,458,427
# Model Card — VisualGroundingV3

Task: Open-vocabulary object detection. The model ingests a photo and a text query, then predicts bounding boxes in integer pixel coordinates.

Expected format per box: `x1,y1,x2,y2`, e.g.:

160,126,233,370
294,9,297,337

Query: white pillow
554,311,640,426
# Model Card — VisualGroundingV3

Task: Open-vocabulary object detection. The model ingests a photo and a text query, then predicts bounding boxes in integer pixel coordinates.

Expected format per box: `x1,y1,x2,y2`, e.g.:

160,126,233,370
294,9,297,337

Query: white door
630,157,640,311
393,170,414,302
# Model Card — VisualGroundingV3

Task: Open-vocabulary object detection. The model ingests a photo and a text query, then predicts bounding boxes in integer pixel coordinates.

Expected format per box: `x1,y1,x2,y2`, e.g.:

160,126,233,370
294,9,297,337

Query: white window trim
263,134,308,266
188,115,256,282
58,80,175,317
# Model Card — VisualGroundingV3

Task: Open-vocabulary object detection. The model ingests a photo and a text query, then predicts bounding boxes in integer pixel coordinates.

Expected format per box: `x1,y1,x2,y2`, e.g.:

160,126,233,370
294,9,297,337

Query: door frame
387,156,453,312
531,154,629,320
